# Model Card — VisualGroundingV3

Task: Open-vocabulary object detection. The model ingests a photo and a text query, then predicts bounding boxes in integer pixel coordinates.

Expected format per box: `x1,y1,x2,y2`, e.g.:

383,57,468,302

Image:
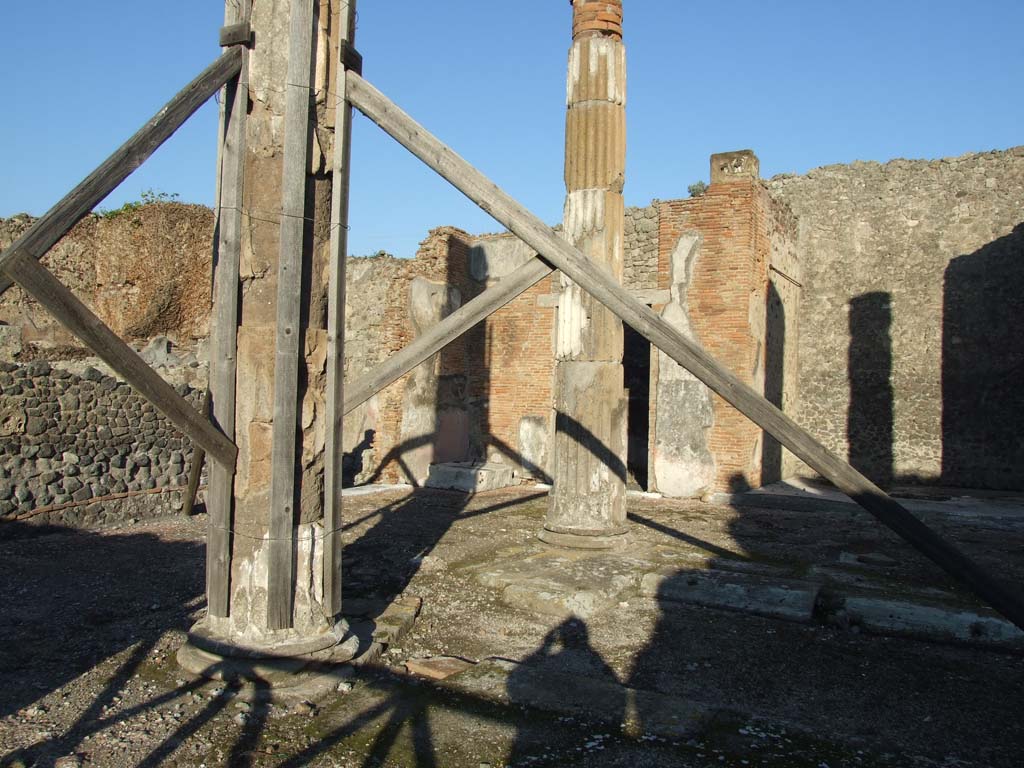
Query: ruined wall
342,228,496,486
761,187,802,483
653,157,799,495
769,147,1024,489
0,361,204,532
7,144,1019,529
1,205,214,533
343,228,559,486
0,204,213,356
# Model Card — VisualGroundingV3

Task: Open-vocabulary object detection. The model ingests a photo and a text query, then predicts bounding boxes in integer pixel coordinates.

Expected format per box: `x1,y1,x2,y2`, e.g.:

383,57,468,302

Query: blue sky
2,1,1021,258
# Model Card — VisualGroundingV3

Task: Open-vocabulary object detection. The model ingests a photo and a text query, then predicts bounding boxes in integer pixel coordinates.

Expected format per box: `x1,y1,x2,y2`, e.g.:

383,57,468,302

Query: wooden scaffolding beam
0,49,243,471
323,2,359,618
206,6,253,617
0,48,243,297
344,71,1024,631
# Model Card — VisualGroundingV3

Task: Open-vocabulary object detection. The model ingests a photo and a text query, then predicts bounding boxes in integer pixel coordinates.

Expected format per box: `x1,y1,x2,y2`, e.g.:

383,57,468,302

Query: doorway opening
623,322,651,491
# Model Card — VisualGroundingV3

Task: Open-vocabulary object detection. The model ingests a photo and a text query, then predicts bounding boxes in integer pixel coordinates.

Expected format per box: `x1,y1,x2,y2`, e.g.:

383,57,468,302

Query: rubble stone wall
623,204,660,290
0,360,204,533
769,147,1024,489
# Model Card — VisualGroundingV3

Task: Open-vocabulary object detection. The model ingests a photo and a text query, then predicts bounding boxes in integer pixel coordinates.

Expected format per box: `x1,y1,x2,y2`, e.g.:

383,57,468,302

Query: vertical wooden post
206,0,251,618
323,2,358,618
267,0,317,630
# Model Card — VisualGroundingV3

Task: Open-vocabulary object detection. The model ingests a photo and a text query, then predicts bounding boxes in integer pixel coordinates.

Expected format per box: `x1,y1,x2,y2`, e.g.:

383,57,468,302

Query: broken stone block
641,568,821,623
425,462,515,493
371,595,422,646
405,656,474,680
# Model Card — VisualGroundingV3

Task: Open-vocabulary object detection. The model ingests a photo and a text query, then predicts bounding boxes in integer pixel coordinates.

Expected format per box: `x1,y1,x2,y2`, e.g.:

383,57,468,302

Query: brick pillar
540,0,629,548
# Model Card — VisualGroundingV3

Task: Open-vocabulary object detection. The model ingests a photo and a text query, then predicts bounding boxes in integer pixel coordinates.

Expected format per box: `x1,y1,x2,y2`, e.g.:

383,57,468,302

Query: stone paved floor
1,486,1022,767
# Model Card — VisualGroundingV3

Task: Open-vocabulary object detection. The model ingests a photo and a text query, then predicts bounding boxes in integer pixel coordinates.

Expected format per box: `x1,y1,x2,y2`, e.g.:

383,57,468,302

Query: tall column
540,0,629,549
188,0,350,658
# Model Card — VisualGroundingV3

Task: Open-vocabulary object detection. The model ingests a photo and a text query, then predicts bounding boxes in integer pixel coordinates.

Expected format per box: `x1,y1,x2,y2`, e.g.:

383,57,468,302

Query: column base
176,617,366,695
538,526,629,550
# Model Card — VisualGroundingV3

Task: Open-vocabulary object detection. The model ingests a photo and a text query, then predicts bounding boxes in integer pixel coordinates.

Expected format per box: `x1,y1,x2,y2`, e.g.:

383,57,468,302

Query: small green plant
98,189,180,219
687,180,708,198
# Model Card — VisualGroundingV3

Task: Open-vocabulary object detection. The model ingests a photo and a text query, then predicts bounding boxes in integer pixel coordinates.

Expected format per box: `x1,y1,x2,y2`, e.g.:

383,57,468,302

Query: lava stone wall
0,362,202,532
768,147,1024,489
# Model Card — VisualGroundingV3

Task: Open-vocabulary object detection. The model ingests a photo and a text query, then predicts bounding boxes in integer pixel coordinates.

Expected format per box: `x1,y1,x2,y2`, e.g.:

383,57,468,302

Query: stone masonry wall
1,204,213,356
623,204,660,290
5,144,1020,532
343,228,559,486
1,204,213,533
769,147,1024,489
0,360,204,533
342,228,485,486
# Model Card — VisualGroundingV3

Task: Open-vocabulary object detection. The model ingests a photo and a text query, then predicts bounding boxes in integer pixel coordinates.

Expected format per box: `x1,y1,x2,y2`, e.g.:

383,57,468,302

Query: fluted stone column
540,0,629,549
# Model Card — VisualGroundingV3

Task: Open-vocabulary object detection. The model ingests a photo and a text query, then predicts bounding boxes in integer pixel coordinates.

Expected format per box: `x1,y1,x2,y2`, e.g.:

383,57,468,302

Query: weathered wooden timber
219,22,252,47
206,0,252,618
324,2,358,618
0,48,243,297
345,71,1024,630
266,0,316,630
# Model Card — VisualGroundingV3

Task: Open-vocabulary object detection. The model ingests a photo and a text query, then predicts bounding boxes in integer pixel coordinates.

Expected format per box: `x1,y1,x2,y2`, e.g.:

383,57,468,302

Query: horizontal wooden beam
0,47,244,297
0,253,237,470
343,255,553,416
346,71,1024,631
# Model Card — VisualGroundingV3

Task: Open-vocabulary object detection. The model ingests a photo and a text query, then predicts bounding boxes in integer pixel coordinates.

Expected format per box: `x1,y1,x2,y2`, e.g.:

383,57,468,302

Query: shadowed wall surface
770,147,1024,489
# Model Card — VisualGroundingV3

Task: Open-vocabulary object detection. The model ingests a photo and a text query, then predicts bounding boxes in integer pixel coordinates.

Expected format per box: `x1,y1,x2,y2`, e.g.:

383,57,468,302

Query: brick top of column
571,0,623,41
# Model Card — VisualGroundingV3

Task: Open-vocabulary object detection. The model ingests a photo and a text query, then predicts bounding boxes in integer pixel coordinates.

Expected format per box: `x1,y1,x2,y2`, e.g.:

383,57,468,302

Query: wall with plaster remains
3,145,1021,533
654,158,800,495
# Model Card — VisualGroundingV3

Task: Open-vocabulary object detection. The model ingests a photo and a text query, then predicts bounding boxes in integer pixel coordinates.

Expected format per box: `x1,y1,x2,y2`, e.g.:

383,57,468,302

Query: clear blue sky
2,1,1021,258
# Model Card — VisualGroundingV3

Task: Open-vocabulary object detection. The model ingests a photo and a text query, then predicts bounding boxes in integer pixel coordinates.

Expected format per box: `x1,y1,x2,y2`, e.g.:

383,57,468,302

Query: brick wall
654,167,798,494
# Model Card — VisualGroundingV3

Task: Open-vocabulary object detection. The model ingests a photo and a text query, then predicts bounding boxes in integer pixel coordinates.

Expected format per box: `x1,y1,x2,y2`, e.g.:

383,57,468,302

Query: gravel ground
1,488,1021,767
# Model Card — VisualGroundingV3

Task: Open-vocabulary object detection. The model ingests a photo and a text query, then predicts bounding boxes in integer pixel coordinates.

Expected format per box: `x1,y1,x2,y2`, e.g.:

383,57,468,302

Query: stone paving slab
715,478,1024,529
641,568,822,623
464,544,652,618
838,595,1024,649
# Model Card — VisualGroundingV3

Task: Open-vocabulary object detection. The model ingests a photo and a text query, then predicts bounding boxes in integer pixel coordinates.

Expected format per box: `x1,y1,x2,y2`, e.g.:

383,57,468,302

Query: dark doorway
623,322,651,490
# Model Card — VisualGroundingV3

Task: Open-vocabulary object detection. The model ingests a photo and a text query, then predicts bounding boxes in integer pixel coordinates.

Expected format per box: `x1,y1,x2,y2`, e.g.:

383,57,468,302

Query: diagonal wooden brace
345,71,1024,631
0,47,243,298
343,255,553,417
1,253,237,469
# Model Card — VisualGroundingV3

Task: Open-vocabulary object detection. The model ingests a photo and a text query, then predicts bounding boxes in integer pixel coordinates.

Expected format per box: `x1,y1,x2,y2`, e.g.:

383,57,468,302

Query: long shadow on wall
942,223,1024,490
847,292,894,488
